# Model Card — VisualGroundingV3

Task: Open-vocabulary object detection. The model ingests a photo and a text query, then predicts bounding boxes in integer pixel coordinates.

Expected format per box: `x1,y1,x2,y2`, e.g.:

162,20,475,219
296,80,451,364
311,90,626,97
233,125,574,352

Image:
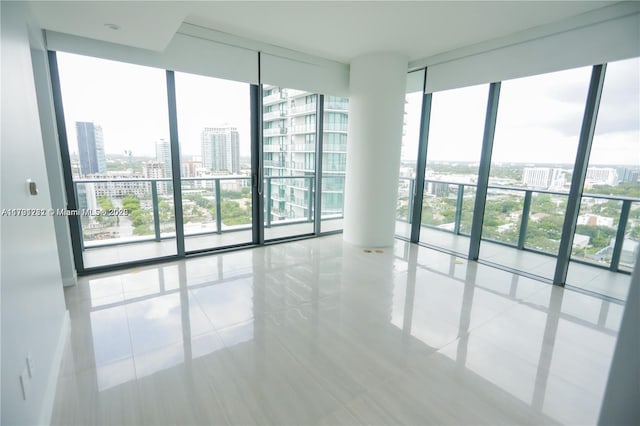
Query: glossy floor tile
408,225,631,301
53,235,624,425
84,220,343,268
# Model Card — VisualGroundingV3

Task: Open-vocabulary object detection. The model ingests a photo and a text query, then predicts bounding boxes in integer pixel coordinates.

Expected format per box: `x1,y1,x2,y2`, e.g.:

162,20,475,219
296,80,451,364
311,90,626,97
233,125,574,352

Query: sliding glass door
262,86,317,240
479,66,592,280
54,52,177,269
174,72,254,252
51,51,350,273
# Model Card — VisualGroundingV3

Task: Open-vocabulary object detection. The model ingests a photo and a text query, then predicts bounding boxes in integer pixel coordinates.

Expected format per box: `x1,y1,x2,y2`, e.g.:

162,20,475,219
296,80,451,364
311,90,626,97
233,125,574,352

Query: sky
58,52,638,166
57,53,251,158
402,57,640,166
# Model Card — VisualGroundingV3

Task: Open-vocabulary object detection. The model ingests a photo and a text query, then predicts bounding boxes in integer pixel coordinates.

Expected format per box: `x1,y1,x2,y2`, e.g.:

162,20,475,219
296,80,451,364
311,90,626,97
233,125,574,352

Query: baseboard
38,310,70,425
62,274,77,287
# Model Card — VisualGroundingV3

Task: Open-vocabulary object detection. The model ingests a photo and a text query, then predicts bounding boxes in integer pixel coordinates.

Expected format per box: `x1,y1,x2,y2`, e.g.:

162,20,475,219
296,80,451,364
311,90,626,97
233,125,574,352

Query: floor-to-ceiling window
174,72,253,252
395,69,425,239
399,60,637,299
479,66,592,280
52,51,351,272
262,87,317,240
55,52,176,268
320,95,349,232
418,84,488,255
566,57,640,299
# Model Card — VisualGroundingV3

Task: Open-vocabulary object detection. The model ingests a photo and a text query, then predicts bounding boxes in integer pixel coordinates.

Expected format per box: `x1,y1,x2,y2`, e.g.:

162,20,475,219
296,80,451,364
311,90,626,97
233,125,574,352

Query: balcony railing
322,143,347,152
73,175,345,250
290,124,316,135
264,127,287,137
287,143,316,152
263,110,286,121
397,177,639,272
290,103,316,115
323,122,348,132
263,92,286,105
324,101,349,111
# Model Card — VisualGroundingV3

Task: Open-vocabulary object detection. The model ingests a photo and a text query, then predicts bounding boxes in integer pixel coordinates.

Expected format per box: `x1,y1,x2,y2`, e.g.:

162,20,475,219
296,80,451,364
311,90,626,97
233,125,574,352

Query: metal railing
397,177,639,272
264,176,315,227
74,174,346,250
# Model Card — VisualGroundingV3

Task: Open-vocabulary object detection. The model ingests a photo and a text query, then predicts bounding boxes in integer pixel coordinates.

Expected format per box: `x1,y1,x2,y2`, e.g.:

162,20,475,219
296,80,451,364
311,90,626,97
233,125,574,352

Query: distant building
263,87,348,221
76,121,106,176
180,160,202,178
577,213,615,228
586,167,618,186
595,238,639,266
155,139,172,179
201,127,240,174
142,161,165,179
143,161,167,194
617,167,639,183
522,167,565,189
86,172,147,198
76,182,97,212
426,181,450,196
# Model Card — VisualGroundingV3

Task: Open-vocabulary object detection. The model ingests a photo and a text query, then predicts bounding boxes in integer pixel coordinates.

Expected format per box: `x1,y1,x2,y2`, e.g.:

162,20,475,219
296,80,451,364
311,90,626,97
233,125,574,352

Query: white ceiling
28,1,616,64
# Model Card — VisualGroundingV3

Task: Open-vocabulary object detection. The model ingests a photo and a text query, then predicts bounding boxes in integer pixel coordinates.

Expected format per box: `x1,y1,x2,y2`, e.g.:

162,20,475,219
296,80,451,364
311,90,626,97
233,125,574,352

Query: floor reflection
55,235,623,425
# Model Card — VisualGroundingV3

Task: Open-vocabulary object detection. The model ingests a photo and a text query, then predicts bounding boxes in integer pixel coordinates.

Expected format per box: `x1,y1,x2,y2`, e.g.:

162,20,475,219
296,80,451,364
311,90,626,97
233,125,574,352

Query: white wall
598,249,640,424
1,2,69,424
30,28,77,288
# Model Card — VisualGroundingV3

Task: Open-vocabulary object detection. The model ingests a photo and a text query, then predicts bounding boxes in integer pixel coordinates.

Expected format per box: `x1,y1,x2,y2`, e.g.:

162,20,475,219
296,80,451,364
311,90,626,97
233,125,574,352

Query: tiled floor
53,234,624,425
83,220,343,268
407,225,631,301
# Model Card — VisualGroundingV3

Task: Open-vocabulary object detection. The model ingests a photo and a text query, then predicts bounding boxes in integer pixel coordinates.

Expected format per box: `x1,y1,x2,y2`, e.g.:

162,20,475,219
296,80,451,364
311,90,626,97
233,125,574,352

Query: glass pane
395,73,423,238
56,52,175,268
524,192,568,256
321,96,349,233
568,57,640,299
263,86,316,240
174,72,252,251
480,66,592,280
419,84,488,255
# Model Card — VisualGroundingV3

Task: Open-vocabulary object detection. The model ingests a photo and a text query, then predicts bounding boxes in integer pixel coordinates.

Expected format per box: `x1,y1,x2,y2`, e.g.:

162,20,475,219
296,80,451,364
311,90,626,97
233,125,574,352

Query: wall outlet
20,366,30,400
26,354,34,378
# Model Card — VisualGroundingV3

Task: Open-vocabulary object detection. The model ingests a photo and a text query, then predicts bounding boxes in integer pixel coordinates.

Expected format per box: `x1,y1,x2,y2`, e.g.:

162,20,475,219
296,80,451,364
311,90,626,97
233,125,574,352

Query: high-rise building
201,126,240,174
618,167,639,183
76,121,106,176
143,161,168,194
522,167,565,189
586,167,619,186
263,87,348,221
155,139,171,179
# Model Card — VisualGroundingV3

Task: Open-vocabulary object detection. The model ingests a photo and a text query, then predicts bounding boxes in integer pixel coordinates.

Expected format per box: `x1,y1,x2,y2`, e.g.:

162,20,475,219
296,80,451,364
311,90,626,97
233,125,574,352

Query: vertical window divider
468,81,501,261
314,94,325,235
251,52,265,245
554,64,607,285
165,70,185,257
410,68,430,243
48,50,85,272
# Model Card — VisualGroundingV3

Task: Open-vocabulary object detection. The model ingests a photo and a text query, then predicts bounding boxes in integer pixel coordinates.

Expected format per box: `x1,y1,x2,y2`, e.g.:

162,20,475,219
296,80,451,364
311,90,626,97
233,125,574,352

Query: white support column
343,52,408,247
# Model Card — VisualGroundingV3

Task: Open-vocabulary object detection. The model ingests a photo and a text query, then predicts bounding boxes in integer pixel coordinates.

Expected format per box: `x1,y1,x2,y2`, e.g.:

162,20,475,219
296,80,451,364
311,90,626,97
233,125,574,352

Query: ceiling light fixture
104,23,120,30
